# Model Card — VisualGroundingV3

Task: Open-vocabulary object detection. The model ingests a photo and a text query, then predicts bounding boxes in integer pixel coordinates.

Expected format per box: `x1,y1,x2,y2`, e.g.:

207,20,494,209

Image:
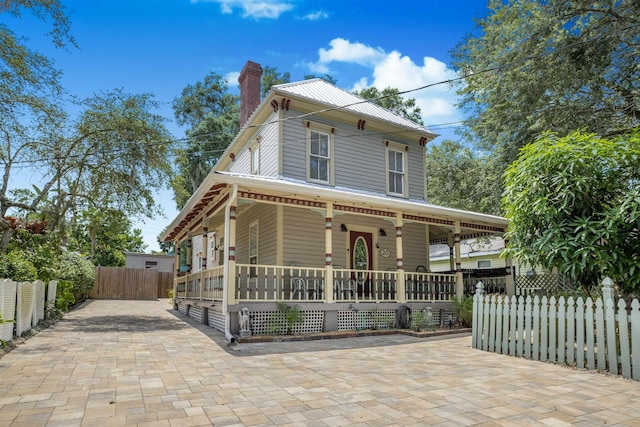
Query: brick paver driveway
1,300,639,426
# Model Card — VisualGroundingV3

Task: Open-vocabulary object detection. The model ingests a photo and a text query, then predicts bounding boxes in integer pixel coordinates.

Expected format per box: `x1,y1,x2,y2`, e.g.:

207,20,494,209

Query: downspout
222,184,238,343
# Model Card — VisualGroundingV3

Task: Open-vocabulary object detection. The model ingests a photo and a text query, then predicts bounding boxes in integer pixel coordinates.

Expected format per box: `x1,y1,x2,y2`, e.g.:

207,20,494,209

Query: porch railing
174,264,458,302
236,264,327,301
333,268,397,302
176,275,187,298
405,272,456,301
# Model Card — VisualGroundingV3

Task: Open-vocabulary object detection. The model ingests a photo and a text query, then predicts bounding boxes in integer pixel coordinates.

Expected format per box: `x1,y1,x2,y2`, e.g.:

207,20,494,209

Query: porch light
379,228,386,237
340,224,348,232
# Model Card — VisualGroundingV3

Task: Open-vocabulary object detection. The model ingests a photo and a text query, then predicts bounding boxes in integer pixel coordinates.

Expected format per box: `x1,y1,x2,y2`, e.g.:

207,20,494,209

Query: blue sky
15,0,490,251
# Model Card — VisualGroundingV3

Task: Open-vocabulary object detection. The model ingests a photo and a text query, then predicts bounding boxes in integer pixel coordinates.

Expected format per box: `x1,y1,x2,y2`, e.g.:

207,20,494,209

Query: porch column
504,238,515,296
186,234,193,274
186,234,193,298
173,239,180,299
202,220,209,270
448,233,454,272
200,220,208,300
454,222,464,298
174,240,181,277
226,202,238,305
324,204,334,303
395,213,406,302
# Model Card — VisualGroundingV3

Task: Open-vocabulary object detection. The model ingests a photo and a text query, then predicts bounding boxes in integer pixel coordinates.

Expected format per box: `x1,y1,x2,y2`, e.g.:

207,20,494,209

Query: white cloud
225,71,241,87
199,0,293,19
310,38,460,126
302,10,329,20
318,38,386,67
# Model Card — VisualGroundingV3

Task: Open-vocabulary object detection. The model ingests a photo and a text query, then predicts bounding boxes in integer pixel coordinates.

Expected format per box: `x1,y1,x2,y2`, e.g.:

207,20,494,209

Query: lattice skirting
249,310,324,335
337,309,396,330
338,308,459,330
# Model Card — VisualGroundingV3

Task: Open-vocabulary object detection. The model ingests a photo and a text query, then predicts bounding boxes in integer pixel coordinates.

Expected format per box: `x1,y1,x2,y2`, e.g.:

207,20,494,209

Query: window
249,222,258,277
309,130,330,183
477,260,492,269
250,142,260,174
145,261,158,269
386,144,407,196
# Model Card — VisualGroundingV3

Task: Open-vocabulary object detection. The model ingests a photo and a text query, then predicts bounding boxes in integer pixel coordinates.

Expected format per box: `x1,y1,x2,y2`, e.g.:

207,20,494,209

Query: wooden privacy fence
0,278,58,343
472,278,640,381
89,267,173,300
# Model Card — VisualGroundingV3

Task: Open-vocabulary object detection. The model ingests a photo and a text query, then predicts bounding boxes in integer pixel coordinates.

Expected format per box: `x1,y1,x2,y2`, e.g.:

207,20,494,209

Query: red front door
350,231,373,297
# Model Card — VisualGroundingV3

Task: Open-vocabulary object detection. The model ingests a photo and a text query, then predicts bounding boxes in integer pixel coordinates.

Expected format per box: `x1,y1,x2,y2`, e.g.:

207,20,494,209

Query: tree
451,0,640,198
1,1,74,122
1,2,172,252
0,89,173,251
171,72,239,209
69,208,146,267
303,73,337,85
354,86,424,125
261,65,291,98
503,129,640,295
425,140,501,215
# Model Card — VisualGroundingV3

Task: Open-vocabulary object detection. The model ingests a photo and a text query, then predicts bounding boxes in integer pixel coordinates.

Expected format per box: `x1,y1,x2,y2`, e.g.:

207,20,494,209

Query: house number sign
379,248,391,258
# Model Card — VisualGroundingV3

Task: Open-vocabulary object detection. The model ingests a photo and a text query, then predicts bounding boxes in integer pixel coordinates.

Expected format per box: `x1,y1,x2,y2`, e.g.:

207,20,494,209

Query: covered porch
162,172,509,336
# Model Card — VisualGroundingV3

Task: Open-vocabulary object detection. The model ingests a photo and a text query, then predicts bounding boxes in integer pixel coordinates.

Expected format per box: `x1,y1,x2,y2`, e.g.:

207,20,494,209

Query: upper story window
250,139,260,175
306,122,334,185
386,141,408,197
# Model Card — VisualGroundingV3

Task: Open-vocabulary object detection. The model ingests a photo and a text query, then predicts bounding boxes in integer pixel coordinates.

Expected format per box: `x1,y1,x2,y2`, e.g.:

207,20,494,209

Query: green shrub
1,250,38,282
55,280,76,312
57,251,95,301
267,302,305,335
451,296,474,327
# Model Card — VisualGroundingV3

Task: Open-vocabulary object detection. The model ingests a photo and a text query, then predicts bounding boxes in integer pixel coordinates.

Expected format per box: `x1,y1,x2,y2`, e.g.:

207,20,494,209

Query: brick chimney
238,61,263,127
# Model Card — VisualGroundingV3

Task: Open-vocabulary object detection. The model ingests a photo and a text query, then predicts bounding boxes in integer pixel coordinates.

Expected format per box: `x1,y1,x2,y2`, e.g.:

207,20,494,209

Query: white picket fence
0,278,58,342
472,278,640,381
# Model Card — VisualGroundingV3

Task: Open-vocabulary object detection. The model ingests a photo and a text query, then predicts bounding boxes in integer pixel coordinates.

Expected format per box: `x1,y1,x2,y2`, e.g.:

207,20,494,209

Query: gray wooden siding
283,206,325,268
402,222,429,271
228,148,250,174
408,147,425,199
236,203,278,265
281,109,307,181
260,119,279,177
280,108,425,199
228,115,279,176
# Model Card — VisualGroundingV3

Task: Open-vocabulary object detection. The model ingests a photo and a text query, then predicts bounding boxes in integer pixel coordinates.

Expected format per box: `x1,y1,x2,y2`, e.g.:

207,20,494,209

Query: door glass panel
353,236,369,282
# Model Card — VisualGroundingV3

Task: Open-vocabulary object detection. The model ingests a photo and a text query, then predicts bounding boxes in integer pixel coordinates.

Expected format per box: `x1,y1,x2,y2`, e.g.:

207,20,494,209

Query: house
430,237,568,296
160,61,509,341
125,253,174,273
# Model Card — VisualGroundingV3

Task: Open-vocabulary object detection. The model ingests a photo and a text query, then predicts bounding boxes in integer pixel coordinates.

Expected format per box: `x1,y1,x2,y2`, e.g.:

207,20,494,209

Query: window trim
385,141,408,197
305,122,334,185
250,139,260,175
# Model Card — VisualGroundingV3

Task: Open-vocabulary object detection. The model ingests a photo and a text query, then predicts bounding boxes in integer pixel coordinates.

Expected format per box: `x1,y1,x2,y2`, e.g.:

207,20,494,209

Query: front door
350,231,373,297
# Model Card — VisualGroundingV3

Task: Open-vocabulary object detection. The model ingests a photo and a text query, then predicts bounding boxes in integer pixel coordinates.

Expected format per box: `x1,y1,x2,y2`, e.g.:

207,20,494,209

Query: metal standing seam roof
272,79,437,136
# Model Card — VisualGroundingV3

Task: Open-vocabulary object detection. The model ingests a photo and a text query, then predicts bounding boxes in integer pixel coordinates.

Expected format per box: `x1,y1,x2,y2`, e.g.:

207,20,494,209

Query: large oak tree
451,0,640,210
